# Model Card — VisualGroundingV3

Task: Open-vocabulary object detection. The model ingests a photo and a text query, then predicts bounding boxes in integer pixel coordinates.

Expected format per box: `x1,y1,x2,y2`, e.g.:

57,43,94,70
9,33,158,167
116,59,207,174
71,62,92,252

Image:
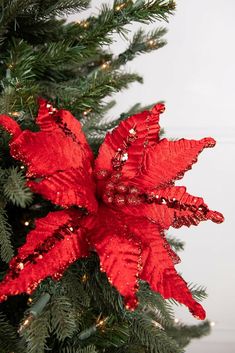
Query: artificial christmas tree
0,1,223,353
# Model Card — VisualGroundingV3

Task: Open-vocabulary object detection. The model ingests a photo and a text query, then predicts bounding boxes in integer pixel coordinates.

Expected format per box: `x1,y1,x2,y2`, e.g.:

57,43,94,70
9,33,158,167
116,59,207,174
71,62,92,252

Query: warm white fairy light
151,320,164,330
82,108,92,116
80,20,89,28
18,313,34,333
115,3,126,11
24,221,30,226
147,39,157,48
101,61,110,70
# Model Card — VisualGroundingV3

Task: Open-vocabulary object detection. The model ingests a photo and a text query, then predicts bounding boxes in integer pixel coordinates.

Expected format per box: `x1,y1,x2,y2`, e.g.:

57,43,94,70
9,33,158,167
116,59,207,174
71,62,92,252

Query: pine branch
0,312,20,353
62,267,91,309
113,27,167,67
3,167,33,207
35,0,90,17
21,308,50,353
137,281,174,327
42,71,143,114
0,208,14,262
166,321,211,349
96,322,129,348
129,311,182,353
50,294,77,341
0,0,31,28
61,345,98,353
4,38,36,81
76,0,175,47
188,283,207,302
87,267,125,316
167,236,185,252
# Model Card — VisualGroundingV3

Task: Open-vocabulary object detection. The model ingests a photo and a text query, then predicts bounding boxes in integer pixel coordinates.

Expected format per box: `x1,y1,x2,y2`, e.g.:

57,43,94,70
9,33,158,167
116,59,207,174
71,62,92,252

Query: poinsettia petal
119,185,223,229
130,218,206,319
36,98,93,161
0,101,96,211
0,114,22,139
0,210,89,302
90,206,142,309
10,130,90,177
131,137,216,189
146,186,224,228
121,203,174,230
28,168,97,212
95,104,164,179
141,248,206,319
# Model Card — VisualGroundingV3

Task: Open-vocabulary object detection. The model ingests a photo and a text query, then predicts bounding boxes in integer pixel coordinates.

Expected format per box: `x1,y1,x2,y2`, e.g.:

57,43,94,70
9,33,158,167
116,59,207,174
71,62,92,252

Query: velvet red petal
95,104,164,180
36,98,93,161
120,185,223,229
154,186,224,227
0,101,97,211
90,206,142,309
28,168,97,212
132,137,216,189
0,114,22,139
10,128,91,178
0,210,89,302
132,219,206,319
120,203,174,230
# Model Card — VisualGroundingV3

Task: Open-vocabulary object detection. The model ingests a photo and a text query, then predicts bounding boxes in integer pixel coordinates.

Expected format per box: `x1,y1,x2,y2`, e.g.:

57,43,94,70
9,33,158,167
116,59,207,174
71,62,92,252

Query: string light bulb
101,61,110,70
18,293,51,334
9,111,21,117
27,297,33,304
210,321,216,327
115,3,126,11
18,313,34,333
82,108,92,117
151,320,164,330
96,316,108,330
24,221,30,226
80,20,89,28
147,39,157,48
82,273,88,283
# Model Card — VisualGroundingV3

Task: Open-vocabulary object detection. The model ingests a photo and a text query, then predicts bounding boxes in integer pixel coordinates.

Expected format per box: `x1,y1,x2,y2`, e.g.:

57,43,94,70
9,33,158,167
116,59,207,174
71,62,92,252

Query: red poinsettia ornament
0,99,224,319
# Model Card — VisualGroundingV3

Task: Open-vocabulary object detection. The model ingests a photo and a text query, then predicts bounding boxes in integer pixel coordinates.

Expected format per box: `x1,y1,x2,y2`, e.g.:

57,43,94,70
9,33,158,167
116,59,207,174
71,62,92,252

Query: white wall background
72,1,235,351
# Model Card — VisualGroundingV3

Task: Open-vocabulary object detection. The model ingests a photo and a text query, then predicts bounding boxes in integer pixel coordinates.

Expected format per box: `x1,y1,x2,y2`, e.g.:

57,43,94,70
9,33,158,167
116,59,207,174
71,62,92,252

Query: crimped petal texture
28,168,97,212
137,219,205,319
90,206,141,309
120,185,224,229
0,114,22,139
132,137,216,188
95,104,164,179
0,210,89,302
0,100,97,212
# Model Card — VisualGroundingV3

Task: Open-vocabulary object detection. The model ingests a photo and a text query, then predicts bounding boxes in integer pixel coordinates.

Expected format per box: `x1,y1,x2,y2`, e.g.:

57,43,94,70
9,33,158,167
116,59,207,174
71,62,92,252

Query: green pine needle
50,294,77,341
0,208,14,262
61,345,98,353
22,309,50,353
167,236,185,252
3,167,33,208
0,312,20,353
